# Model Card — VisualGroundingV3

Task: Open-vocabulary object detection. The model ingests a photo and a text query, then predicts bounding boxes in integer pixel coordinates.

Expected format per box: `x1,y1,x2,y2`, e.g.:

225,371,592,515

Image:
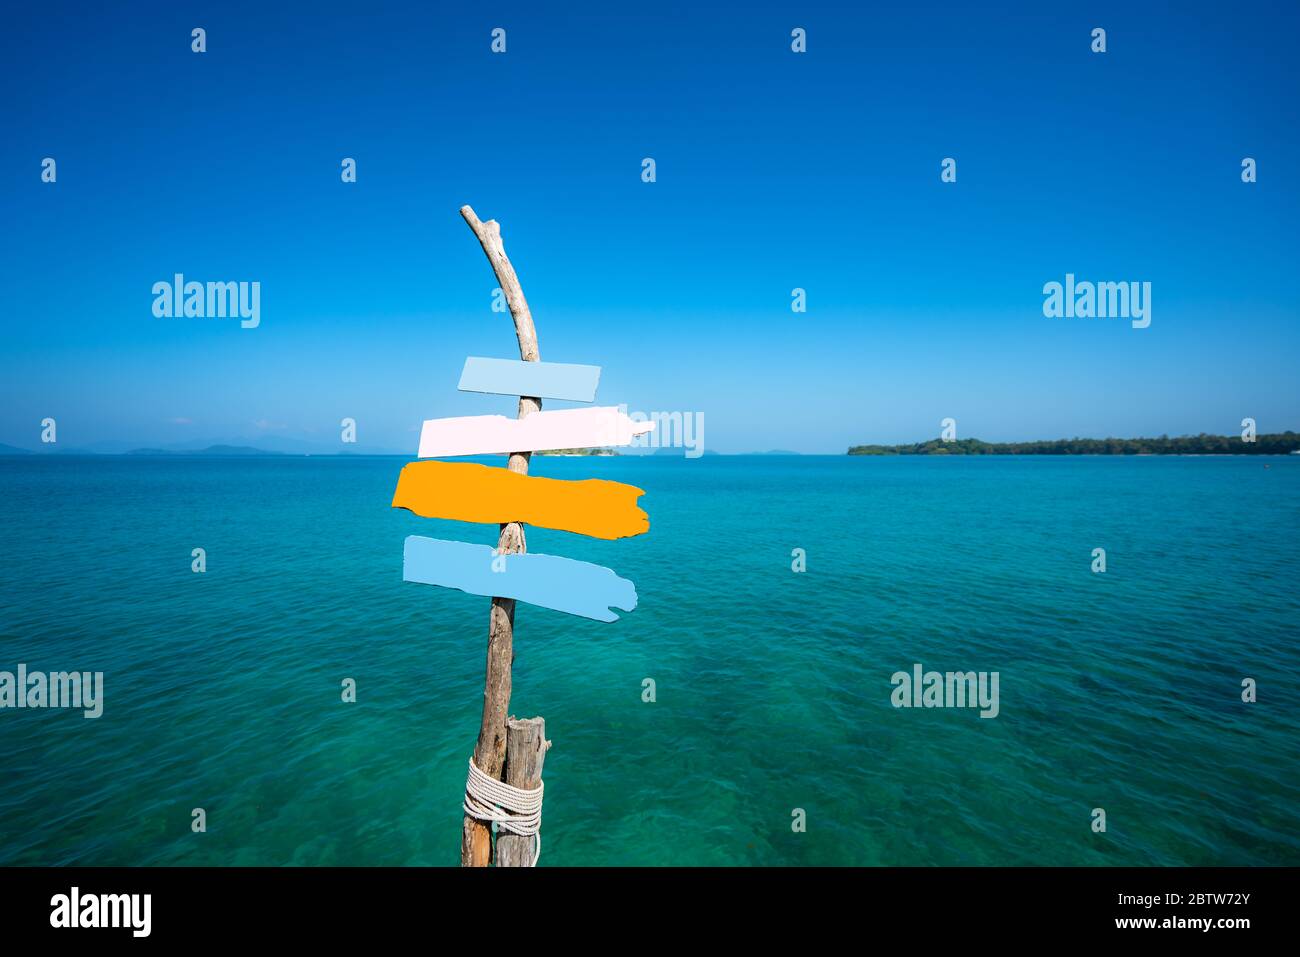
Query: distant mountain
203,445,286,456
1,444,98,455
184,435,405,455
205,436,404,456
1,440,406,457
126,445,286,456
19,433,395,456
652,446,718,456
69,440,140,454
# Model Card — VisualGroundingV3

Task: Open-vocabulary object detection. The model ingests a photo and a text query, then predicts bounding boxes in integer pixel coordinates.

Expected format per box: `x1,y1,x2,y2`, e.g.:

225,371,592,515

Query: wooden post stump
496,716,549,867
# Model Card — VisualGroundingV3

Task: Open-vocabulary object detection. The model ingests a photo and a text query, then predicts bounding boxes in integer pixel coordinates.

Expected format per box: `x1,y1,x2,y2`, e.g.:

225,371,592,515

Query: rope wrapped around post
462,758,544,866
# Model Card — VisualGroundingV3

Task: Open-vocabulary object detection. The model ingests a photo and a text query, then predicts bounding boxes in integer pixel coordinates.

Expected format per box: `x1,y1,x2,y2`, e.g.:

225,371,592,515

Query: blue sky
2,1,1297,453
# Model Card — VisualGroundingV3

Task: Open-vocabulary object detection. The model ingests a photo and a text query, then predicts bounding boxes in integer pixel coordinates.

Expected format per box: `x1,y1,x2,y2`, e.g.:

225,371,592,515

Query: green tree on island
847,432,1300,456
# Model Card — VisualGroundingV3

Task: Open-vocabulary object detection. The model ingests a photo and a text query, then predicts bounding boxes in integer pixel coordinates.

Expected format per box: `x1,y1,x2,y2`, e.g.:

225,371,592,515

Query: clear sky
2,1,1297,453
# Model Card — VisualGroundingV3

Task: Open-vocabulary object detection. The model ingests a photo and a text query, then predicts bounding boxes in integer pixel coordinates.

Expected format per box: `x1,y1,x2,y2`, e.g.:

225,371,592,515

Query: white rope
463,757,544,866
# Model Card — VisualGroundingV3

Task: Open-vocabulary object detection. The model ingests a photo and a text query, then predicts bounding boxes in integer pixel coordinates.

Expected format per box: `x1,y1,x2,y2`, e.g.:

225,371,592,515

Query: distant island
126,445,285,456
0,443,396,456
848,432,1300,456
534,448,616,456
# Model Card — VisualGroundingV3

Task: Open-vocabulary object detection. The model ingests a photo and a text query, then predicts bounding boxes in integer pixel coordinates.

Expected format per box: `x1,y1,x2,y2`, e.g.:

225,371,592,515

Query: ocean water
0,454,1297,866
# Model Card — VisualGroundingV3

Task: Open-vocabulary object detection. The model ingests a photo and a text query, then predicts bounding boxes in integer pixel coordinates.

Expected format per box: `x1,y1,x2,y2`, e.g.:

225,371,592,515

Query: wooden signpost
391,206,651,866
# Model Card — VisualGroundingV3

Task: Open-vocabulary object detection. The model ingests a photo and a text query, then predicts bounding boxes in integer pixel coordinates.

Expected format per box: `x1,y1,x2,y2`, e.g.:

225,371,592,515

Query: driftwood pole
458,205,547,867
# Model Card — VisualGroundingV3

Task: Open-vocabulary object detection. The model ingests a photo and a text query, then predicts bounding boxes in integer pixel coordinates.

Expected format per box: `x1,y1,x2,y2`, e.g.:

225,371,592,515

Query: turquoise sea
1,454,1297,866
